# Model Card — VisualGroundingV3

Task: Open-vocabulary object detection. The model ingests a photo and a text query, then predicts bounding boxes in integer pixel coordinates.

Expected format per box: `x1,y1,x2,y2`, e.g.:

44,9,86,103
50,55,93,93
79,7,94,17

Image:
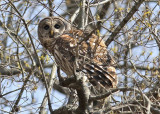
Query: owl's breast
40,38,56,53
53,44,75,76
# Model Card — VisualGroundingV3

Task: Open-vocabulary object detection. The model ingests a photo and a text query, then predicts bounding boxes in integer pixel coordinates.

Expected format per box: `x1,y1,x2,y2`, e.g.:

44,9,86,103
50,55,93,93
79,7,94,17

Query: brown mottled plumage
38,16,117,88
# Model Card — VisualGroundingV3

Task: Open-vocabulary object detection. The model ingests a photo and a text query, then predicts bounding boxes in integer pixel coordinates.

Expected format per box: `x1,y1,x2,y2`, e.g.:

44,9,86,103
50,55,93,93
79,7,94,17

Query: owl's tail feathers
83,63,117,89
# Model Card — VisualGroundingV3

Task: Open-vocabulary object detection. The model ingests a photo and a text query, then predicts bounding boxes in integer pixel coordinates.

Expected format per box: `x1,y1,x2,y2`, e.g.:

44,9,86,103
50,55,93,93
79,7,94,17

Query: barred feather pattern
53,30,116,88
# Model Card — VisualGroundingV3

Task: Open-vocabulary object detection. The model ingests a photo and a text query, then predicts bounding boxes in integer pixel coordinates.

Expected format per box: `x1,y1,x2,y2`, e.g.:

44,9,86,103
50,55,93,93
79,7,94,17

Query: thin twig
11,71,33,112
8,0,53,112
90,0,111,7
40,63,57,113
105,0,145,46
0,88,22,97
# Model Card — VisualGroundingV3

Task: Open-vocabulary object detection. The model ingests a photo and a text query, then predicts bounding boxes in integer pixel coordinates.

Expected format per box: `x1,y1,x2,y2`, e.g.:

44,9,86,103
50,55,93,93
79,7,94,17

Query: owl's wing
78,33,117,88
83,58,117,88
56,30,117,88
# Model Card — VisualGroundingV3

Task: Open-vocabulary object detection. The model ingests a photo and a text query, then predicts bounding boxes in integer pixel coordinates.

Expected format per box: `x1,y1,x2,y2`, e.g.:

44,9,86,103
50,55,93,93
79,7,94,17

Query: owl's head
38,16,71,41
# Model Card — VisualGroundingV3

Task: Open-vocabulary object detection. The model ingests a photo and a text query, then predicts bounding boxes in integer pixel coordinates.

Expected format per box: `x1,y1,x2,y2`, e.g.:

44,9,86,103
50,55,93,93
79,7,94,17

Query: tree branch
105,0,145,46
8,0,53,112
40,63,57,113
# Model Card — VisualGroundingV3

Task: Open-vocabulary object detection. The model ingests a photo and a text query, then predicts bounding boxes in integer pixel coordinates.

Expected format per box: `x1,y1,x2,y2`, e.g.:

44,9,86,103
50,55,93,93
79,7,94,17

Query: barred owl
38,16,117,89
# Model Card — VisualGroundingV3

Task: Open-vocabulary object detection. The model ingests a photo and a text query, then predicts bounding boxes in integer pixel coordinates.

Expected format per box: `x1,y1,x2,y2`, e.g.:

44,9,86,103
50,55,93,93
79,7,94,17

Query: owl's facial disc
38,17,71,40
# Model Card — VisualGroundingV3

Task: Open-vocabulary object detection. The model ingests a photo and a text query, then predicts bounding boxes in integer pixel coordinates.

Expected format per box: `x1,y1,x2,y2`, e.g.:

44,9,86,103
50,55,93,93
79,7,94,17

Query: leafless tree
0,0,159,114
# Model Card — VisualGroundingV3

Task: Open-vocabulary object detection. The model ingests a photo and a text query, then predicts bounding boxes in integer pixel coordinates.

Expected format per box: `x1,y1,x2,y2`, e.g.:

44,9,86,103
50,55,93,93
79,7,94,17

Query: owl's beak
50,30,54,36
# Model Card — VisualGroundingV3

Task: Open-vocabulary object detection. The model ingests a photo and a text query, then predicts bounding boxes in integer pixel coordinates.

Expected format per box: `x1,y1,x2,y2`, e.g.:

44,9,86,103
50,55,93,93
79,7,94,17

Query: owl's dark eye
54,24,61,29
44,25,50,30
